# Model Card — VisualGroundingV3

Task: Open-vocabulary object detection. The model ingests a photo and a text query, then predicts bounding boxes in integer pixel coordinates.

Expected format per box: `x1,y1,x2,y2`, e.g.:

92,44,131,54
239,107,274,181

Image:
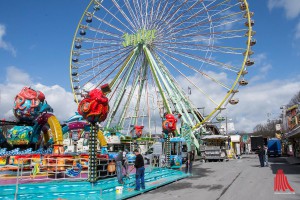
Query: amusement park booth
229,135,241,158
201,135,228,162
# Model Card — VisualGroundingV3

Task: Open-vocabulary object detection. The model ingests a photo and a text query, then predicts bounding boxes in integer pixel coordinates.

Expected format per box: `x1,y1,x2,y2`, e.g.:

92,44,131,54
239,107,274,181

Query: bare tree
288,90,300,106
252,119,281,137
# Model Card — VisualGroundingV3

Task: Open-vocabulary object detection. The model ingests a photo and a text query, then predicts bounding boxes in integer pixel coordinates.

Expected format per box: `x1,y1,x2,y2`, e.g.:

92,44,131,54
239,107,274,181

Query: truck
267,138,281,157
250,136,265,153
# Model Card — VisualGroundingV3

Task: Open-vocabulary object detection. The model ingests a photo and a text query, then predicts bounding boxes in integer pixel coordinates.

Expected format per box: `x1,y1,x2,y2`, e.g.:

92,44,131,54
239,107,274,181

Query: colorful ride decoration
162,114,177,168
31,162,41,178
162,114,177,135
62,113,108,154
0,87,64,154
77,88,109,124
77,88,110,183
134,125,144,138
13,87,46,122
35,113,64,154
65,162,82,177
6,126,33,145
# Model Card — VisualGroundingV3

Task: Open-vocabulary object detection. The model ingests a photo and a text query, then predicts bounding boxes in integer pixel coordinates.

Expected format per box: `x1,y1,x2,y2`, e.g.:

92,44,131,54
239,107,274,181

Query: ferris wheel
70,0,255,135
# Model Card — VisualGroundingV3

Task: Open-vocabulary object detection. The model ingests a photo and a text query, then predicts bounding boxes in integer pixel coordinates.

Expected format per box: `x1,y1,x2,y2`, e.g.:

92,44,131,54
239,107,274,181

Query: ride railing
14,156,121,184
15,157,89,184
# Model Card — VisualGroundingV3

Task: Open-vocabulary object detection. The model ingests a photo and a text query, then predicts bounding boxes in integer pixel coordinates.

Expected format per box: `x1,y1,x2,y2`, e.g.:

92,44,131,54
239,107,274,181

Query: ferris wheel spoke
145,0,151,29
155,48,231,91
124,0,141,29
81,58,123,89
94,55,133,89
163,12,245,40
158,0,225,35
87,26,122,39
157,46,239,72
171,28,248,42
156,0,188,32
155,42,243,55
77,47,132,70
79,47,130,64
92,15,126,34
80,47,126,62
155,41,245,55
111,0,138,31
136,0,145,28
163,9,244,39
161,0,203,32
100,4,135,34
157,51,218,106
82,37,122,45
149,0,155,29
152,0,177,31
76,44,121,55
151,0,168,30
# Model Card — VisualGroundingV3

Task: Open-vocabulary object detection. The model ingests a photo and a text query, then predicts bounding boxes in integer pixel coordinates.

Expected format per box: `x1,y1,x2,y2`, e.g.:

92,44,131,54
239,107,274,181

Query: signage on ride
105,135,121,144
122,29,156,47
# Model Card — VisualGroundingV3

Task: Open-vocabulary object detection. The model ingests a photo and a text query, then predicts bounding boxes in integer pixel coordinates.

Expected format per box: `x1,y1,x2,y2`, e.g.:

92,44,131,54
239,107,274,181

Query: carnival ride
70,0,255,154
0,87,63,154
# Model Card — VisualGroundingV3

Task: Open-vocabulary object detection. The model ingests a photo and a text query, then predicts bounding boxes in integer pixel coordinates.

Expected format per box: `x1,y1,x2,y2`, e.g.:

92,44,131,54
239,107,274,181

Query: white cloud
230,80,300,132
0,24,16,56
0,67,77,122
5,66,32,85
268,0,300,19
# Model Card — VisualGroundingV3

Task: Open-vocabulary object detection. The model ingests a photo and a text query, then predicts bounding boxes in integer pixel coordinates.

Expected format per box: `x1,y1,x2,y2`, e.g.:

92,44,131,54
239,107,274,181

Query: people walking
115,150,124,184
185,150,194,174
123,149,129,176
133,149,145,191
258,145,265,167
264,145,269,167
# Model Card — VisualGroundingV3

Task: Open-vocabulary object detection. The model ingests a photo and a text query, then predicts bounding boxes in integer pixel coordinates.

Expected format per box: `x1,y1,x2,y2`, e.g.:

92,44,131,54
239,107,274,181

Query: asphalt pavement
129,154,300,200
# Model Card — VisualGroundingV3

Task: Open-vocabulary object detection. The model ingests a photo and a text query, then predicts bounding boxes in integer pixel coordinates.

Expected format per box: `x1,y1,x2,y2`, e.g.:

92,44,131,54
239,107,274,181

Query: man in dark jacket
134,149,145,191
258,145,265,167
185,150,194,174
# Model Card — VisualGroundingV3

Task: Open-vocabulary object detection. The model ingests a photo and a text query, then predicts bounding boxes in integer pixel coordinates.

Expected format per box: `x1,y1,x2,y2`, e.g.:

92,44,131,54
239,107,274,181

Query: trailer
201,135,228,162
267,138,282,157
250,136,265,153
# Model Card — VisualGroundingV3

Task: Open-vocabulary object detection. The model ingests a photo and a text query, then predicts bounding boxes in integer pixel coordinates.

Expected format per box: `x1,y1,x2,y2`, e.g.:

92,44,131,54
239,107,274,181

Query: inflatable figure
134,125,144,138
162,114,177,134
13,87,46,121
78,89,109,124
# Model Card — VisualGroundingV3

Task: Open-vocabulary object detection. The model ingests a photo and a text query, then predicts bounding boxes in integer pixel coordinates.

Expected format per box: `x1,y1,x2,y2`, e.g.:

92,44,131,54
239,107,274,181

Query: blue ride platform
0,168,188,200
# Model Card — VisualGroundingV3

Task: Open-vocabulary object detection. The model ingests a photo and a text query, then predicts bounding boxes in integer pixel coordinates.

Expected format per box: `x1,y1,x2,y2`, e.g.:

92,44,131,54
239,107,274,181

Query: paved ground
129,154,300,200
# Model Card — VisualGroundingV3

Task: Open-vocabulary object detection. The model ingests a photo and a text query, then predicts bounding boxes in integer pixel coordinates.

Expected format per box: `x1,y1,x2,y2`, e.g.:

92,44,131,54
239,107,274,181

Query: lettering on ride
122,29,156,47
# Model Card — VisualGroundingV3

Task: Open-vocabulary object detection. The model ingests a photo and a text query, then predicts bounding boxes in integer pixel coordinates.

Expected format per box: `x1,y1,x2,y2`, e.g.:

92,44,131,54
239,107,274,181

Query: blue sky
0,0,300,132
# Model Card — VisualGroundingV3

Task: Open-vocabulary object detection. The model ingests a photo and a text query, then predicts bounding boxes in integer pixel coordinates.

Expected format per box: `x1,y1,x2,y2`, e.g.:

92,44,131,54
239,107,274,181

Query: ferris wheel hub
122,29,157,47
